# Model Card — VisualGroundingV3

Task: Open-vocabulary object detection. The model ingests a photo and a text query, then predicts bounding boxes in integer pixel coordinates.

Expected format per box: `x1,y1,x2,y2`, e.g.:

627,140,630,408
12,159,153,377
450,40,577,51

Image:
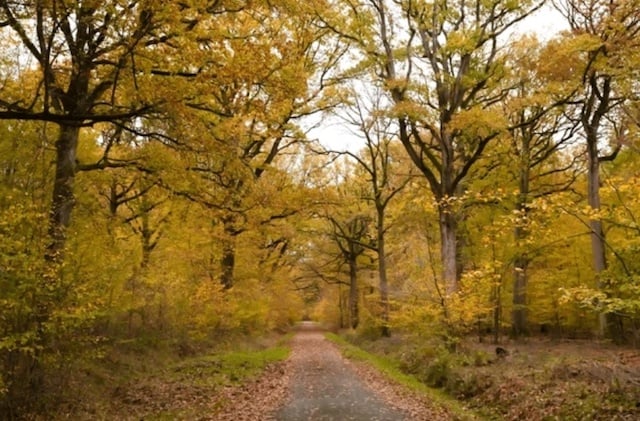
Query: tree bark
582,71,611,337
338,284,345,329
377,208,390,336
45,124,80,263
221,235,236,290
220,214,242,289
348,257,359,329
513,160,531,337
587,135,606,273
587,131,608,336
512,249,529,337
439,206,459,295
492,281,502,344
38,124,80,330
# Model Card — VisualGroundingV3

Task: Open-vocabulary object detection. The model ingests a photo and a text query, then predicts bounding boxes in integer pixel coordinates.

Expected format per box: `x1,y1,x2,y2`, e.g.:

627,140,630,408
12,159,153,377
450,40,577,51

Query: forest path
214,322,452,420
274,323,407,421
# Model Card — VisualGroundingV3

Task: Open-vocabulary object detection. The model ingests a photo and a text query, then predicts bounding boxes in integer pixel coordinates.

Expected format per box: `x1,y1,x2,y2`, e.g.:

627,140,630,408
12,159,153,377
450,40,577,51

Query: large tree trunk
587,134,608,336
439,126,460,296
39,124,79,325
348,258,359,329
439,206,459,295
512,164,531,337
46,125,80,263
24,123,80,402
587,137,606,273
376,209,390,336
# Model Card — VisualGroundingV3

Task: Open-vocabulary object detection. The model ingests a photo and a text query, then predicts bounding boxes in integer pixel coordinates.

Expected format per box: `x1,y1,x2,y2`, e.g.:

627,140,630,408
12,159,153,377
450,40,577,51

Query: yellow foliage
448,106,507,139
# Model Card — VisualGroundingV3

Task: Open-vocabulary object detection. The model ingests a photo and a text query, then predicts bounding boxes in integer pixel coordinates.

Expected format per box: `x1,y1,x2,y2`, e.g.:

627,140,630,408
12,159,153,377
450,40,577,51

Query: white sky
514,3,569,40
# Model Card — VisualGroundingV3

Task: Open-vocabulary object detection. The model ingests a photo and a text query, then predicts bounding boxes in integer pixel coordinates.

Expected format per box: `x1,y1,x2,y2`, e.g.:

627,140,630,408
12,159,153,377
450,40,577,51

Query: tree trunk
221,238,235,290
587,139,606,272
38,124,79,327
512,164,530,337
348,257,359,329
377,209,390,336
587,135,608,337
439,206,458,295
493,281,502,344
141,211,153,270
512,248,529,337
220,218,237,289
23,123,80,406
338,284,345,328
46,124,80,263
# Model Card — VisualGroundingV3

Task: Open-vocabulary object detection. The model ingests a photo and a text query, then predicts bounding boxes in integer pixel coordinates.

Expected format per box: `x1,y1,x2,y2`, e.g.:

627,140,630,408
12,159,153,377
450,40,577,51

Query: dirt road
275,325,407,420
215,323,450,420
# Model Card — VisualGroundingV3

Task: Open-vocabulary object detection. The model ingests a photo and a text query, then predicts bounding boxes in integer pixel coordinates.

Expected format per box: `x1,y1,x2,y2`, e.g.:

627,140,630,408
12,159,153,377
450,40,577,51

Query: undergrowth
332,330,640,421
31,332,292,420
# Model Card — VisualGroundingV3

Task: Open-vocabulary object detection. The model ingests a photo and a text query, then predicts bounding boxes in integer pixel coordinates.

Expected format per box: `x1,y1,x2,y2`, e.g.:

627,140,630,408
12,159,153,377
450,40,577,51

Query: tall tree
0,0,171,262
0,1,210,405
327,0,543,294
333,84,413,335
502,37,580,336
556,0,640,337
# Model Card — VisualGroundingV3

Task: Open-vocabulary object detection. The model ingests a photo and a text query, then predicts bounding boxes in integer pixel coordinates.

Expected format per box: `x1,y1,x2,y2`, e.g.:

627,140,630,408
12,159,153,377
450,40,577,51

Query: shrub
424,350,455,387
445,371,493,399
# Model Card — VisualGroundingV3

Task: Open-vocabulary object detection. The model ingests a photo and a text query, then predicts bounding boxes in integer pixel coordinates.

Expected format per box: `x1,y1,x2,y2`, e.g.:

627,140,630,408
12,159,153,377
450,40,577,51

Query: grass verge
170,343,290,387
325,332,481,421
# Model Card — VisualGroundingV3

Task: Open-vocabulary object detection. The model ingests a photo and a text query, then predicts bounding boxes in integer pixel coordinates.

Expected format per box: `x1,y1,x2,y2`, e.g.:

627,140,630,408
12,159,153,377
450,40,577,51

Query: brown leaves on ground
345,354,460,420
211,361,291,420
103,359,290,420
463,338,640,420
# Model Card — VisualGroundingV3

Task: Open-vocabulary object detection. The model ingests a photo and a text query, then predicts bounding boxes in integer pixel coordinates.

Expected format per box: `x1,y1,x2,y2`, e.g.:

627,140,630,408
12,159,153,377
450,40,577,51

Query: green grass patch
325,333,481,421
170,345,290,387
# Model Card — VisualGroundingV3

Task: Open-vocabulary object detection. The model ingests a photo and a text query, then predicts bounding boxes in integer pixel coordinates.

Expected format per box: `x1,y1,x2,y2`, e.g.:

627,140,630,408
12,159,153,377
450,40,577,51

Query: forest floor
467,336,640,420
41,325,640,420
49,323,461,420
350,332,640,420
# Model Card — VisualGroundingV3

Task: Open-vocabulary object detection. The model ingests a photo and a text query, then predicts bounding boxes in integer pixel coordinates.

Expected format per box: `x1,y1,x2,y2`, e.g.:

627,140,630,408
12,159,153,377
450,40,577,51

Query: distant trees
333,85,414,335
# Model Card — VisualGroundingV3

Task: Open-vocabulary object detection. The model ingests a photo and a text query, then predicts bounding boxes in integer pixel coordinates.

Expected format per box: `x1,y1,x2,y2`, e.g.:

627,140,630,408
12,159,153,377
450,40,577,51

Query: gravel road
274,325,407,421
215,323,453,420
